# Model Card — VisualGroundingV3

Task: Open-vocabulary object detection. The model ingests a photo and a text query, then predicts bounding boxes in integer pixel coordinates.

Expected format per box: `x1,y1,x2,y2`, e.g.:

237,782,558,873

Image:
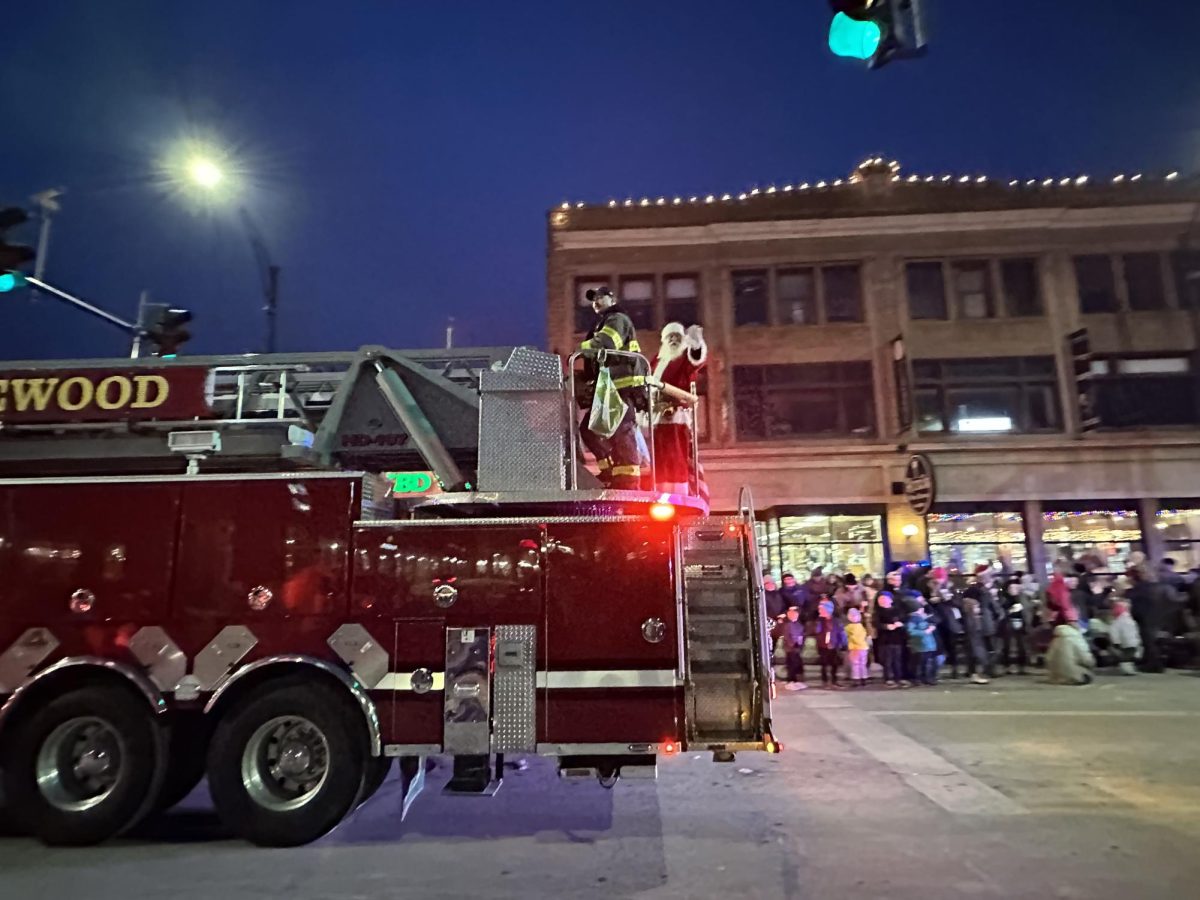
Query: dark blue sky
1,1,1197,360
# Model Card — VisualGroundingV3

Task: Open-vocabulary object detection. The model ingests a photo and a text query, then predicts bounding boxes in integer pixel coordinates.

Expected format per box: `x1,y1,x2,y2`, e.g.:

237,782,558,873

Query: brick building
546,158,1200,580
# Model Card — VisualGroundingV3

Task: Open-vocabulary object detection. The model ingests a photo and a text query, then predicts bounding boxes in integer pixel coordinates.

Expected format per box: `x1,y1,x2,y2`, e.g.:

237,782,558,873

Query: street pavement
2,670,1199,899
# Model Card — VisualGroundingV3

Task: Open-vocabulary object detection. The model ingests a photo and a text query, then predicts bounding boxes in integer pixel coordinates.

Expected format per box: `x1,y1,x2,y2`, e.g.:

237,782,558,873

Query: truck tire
207,679,367,847
359,755,392,804
0,685,165,845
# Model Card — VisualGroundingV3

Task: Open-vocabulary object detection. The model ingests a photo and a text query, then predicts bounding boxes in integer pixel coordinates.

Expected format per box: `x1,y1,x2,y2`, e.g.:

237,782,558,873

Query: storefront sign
0,367,212,424
903,453,936,515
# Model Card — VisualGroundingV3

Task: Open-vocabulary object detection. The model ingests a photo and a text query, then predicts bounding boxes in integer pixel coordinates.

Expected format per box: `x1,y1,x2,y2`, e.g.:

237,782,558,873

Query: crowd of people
765,553,1200,691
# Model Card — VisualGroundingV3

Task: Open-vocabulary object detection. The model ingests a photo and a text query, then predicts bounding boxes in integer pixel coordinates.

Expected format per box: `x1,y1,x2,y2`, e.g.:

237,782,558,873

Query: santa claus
648,322,707,497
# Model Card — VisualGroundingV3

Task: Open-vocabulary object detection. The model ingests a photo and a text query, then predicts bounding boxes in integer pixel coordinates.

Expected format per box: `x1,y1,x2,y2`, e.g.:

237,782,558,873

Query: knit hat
931,566,948,580
973,564,990,576
847,608,862,623
819,599,834,616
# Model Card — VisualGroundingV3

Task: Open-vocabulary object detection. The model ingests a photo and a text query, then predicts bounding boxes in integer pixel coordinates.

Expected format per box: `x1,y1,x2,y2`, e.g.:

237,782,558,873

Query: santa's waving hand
648,322,708,500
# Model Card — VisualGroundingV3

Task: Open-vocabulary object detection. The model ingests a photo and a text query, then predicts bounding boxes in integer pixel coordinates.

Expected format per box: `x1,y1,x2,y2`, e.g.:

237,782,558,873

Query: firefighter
578,286,647,489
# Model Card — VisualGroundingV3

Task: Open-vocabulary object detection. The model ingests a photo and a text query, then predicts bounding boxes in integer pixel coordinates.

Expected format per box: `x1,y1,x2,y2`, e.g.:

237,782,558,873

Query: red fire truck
0,346,775,846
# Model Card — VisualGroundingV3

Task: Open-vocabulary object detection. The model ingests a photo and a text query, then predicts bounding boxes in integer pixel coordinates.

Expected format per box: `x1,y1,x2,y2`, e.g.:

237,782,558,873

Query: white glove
685,324,704,348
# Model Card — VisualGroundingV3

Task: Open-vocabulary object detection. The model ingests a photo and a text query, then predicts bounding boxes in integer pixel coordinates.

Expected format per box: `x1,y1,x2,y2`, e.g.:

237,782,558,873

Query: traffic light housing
0,206,35,291
827,0,926,68
141,303,193,358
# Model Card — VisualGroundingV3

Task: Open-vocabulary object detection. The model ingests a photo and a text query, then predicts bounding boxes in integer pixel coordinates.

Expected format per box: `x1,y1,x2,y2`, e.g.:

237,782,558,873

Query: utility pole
237,206,280,354
445,316,455,349
130,290,150,359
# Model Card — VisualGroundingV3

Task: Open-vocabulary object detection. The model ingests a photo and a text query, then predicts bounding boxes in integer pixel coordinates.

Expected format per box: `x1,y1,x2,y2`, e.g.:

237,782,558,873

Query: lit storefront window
1042,510,1140,572
1156,508,1200,569
927,512,1027,573
771,515,885,578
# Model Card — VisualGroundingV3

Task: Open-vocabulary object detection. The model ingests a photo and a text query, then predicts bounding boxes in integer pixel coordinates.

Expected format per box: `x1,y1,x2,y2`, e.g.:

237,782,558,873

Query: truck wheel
359,755,392,804
207,680,367,847
0,686,165,845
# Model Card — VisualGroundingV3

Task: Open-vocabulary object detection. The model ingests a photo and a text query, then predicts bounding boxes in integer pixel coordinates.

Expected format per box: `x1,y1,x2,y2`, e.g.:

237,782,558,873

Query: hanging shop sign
903,453,936,515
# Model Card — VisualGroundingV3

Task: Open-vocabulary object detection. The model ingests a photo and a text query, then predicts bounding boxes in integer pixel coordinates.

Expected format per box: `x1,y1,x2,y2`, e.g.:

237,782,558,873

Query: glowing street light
185,157,224,189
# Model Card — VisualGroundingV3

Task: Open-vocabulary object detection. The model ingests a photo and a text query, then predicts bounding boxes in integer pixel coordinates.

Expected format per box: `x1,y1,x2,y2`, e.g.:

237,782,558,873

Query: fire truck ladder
680,487,774,753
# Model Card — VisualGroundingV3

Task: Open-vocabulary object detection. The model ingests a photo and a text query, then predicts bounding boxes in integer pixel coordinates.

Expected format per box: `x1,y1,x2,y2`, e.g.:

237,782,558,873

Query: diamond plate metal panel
327,623,389,688
0,628,59,694
492,624,537,752
478,391,567,491
129,626,187,692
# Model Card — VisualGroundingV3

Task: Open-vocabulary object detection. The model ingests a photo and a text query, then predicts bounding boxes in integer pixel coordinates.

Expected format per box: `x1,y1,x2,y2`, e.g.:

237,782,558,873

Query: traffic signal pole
24,275,139,335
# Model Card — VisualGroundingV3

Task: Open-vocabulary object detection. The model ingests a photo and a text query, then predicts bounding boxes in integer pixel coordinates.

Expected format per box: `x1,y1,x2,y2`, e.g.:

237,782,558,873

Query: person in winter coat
962,568,1001,682
1109,599,1142,676
906,600,940,686
926,567,964,678
764,574,788,621
780,606,808,691
780,572,808,620
874,591,907,686
1127,566,1171,673
1002,577,1034,674
845,607,870,687
814,599,848,688
1046,622,1096,685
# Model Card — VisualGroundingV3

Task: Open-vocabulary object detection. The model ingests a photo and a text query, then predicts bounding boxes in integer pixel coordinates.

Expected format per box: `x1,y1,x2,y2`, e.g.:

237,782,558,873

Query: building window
777,268,817,325
914,357,1061,434
927,512,1027,574
772,515,885,579
1042,510,1141,573
1123,253,1166,310
1001,258,1042,316
824,265,864,322
1075,255,1118,313
732,270,769,326
951,260,993,319
574,277,608,332
1173,250,1200,309
734,362,875,440
619,276,656,331
664,275,700,326
1091,355,1198,427
906,261,948,320
1157,508,1200,570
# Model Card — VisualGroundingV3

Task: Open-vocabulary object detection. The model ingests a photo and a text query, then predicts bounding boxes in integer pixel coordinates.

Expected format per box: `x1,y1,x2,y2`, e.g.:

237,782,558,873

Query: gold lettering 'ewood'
0,375,170,413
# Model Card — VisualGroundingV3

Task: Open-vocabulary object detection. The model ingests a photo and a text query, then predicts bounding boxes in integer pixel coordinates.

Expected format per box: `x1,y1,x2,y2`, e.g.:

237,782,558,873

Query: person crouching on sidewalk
815,599,848,689
1109,600,1142,676
845,607,870,687
781,605,808,691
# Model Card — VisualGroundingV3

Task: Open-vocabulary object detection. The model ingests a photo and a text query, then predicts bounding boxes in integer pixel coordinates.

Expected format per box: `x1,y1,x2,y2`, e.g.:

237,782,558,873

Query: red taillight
649,501,676,522
662,741,678,756
725,522,740,536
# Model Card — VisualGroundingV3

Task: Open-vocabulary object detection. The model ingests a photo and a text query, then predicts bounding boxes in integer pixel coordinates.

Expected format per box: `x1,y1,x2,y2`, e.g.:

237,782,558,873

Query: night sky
1,1,1196,360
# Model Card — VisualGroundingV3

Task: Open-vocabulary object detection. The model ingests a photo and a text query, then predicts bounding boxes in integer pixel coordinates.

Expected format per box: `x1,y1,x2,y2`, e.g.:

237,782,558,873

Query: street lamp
185,157,224,190
169,143,281,353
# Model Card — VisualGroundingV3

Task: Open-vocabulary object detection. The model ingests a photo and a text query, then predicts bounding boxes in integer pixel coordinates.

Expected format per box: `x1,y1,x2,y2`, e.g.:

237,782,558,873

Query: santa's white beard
654,341,685,379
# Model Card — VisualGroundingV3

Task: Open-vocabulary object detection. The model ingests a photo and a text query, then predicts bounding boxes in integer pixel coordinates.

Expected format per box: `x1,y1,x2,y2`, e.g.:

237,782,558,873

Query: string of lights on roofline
556,157,1185,212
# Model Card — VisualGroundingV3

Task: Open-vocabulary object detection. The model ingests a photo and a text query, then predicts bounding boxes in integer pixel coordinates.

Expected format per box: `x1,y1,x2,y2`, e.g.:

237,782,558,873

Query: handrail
689,379,701,498
566,349,656,490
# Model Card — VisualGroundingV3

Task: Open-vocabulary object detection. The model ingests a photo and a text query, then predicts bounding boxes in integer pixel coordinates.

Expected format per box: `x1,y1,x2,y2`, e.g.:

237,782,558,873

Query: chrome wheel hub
241,716,330,812
36,717,125,812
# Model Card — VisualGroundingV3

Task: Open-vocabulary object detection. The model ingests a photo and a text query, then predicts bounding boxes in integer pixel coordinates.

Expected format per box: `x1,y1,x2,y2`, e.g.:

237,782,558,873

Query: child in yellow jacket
846,607,871,687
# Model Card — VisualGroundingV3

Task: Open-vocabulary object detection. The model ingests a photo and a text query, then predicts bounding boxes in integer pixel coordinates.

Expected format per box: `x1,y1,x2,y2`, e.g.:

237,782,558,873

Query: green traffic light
828,11,882,60
0,271,28,293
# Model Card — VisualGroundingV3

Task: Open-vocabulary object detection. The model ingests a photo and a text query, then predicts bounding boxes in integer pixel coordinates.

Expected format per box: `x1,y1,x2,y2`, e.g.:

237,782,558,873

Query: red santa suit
649,323,708,500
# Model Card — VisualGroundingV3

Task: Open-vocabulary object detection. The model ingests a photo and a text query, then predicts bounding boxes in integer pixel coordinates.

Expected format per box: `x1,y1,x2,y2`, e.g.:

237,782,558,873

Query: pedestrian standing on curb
906,599,940,686
845,607,870,687
815,599,847,689
927,567,964,678
1003,577,1033,674
781,605,808,692
964,566,1002,679
961,584,992,685
1127,564,1170,673
874,591,906,687
764,574,788,621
